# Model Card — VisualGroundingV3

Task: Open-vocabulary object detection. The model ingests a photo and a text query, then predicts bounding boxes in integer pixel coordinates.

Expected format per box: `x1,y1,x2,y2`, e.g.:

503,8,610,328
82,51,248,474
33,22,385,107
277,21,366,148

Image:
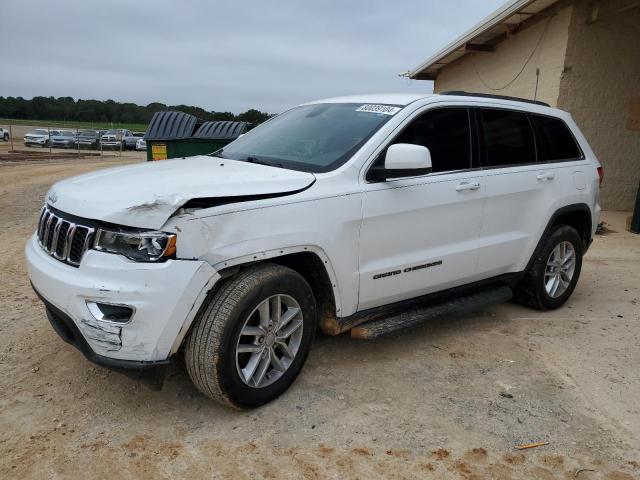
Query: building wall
557,0,640,210
434,5,573,107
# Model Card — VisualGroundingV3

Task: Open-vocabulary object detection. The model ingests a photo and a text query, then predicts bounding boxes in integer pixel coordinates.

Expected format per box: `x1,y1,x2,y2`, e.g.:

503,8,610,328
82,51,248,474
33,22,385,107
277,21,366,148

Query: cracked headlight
94,229,176,262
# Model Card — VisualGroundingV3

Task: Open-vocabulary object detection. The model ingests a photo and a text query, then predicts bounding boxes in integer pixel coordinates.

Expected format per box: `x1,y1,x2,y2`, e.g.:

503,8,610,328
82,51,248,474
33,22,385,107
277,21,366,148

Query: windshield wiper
246,156,286,168
245,156,272,166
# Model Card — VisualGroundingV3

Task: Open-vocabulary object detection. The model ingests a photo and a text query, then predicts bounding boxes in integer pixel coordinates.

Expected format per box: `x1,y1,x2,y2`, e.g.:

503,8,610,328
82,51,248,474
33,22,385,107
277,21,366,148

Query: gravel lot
0,156,638,479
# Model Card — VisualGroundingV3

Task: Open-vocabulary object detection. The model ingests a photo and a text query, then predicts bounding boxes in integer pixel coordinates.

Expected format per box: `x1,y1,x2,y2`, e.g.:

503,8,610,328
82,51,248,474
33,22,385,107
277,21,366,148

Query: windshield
30,129,48,135
105,129,119,135
218,103,399,173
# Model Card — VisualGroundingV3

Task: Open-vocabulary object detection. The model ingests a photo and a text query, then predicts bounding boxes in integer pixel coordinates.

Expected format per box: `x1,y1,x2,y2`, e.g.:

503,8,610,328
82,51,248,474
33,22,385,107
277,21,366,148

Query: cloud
0,0,504,113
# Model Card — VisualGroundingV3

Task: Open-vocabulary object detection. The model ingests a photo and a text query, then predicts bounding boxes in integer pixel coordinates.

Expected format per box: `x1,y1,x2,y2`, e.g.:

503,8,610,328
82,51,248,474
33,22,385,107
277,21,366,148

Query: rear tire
514,224,583,310
185,264,316,408
2,133,8,141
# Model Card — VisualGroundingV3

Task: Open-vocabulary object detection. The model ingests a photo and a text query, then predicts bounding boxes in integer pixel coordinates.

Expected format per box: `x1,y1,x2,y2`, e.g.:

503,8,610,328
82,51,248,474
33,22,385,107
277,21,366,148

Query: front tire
3,133,8,141
185,264,316,408
514,224,583,310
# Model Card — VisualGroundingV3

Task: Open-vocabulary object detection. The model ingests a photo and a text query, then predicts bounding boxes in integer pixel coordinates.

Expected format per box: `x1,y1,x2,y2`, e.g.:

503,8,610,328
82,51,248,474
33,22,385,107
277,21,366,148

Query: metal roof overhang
408,0,561,80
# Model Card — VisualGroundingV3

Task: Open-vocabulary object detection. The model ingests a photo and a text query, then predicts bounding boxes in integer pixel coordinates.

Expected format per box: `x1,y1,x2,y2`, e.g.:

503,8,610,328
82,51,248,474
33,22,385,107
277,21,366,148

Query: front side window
531,114,582,161
391,108,472,173
218,103,397,173
478,108,536,167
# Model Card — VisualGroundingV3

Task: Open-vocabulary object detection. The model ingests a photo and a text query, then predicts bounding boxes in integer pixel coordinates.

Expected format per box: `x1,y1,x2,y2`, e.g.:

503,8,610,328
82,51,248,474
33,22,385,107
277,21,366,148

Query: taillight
597,166,604,185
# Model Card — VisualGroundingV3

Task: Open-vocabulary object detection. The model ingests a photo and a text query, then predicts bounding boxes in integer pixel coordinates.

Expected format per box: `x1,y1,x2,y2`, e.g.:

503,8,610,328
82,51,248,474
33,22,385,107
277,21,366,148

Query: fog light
86,301,134,324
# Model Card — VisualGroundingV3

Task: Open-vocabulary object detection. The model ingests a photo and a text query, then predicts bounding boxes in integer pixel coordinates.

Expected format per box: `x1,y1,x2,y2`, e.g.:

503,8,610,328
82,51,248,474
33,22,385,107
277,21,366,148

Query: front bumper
24,138,47,145
26,234,219,364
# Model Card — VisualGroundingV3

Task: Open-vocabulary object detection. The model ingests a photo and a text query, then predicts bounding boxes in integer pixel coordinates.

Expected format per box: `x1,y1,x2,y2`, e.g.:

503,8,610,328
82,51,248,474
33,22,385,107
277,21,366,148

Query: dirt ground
0,156,638,480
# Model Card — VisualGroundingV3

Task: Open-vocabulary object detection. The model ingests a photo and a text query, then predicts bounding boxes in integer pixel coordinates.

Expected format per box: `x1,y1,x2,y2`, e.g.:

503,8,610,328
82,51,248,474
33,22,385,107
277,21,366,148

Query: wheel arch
213,246,342,335
526,203,592,272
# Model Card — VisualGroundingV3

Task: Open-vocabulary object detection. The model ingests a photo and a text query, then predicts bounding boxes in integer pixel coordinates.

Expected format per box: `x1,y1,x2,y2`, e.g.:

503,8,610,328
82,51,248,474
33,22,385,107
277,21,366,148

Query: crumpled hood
46,156,315,229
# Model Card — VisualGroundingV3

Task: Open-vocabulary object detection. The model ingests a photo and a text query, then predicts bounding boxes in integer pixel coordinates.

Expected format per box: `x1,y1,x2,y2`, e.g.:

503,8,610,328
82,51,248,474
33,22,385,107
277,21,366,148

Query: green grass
0,118,148,132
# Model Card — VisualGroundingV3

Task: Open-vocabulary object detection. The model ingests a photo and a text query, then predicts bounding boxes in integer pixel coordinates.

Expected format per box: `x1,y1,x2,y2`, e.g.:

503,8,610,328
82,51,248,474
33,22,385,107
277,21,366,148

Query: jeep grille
37,206,95,267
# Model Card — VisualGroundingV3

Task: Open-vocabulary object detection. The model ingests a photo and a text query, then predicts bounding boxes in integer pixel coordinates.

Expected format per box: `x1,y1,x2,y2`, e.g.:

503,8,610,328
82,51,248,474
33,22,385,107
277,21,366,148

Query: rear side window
393,108,472,172
478,108,536,167
531,114,582,161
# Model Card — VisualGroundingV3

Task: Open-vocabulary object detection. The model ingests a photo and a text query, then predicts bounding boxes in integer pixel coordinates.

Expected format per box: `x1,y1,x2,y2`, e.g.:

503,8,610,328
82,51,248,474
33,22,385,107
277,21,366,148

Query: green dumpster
145,111,249,161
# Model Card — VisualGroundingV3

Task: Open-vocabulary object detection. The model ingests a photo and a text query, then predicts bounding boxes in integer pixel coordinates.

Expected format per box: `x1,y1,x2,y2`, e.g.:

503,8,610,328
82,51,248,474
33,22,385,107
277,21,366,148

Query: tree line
0,96,273,125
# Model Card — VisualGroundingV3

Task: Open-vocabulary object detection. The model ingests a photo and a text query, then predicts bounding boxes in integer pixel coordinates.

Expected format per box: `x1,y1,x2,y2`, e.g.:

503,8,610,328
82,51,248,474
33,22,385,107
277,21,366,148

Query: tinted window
531,114,581,161
479,109,536,167
392,108,471,172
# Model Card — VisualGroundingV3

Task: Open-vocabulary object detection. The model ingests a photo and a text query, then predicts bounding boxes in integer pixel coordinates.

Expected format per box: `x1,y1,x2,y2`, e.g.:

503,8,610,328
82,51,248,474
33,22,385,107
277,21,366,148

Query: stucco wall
557,0,640,211
434,5,573,107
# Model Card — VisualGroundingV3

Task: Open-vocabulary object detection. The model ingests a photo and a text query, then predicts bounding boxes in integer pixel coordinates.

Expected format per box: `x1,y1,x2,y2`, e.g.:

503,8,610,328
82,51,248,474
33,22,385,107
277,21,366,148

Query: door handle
537,172,555,181
455,181,480,191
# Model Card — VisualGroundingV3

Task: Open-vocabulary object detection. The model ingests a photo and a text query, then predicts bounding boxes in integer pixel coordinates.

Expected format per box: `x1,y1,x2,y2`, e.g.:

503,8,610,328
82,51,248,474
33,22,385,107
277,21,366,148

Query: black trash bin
145,111,199,161
145,111,250,161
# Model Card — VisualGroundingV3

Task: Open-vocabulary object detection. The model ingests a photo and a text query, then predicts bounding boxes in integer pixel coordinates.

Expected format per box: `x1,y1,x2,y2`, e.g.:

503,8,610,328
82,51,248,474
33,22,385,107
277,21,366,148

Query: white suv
26,92,602,407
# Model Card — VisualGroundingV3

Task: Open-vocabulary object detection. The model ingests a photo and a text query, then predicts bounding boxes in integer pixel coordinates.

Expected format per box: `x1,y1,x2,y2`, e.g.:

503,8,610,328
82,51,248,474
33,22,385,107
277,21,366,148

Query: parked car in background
100,129,133,149
76,130,104,149
50,130,77,149
0,127,9,141
24,129,59,147
135,137,146,151
124,132,145,150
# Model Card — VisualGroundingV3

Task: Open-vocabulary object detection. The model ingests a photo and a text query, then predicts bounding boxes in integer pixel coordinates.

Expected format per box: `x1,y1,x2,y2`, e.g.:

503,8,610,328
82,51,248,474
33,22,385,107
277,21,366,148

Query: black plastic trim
352,285,513,339
524,203,593,272
335,272,524,333
368,166,432,181
440,91,550,107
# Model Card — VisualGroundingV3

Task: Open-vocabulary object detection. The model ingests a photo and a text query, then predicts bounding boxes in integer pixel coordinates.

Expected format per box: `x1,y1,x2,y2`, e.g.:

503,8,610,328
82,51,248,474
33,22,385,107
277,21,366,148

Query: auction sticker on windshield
356,104,401,115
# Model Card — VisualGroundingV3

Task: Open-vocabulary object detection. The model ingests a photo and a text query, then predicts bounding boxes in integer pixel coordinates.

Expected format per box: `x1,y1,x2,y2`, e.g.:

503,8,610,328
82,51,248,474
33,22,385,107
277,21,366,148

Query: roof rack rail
439,91,550,107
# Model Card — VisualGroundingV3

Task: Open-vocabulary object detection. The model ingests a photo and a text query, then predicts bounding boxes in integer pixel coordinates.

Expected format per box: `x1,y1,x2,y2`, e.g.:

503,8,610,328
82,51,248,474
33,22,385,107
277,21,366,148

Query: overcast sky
1,0,504,114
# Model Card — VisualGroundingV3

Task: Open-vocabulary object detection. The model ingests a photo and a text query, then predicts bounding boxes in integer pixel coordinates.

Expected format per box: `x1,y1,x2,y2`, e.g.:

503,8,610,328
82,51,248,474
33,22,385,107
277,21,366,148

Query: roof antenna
534,68,540,101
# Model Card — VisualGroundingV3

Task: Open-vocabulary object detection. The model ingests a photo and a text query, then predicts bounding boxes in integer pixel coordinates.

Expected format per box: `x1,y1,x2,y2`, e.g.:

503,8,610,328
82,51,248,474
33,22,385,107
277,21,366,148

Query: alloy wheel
235,294,304,388
544,241,576,298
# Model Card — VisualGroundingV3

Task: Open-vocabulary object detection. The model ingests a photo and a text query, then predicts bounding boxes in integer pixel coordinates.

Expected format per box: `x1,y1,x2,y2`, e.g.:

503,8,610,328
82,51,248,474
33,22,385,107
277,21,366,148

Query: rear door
474,107,581,278
357,107,486,310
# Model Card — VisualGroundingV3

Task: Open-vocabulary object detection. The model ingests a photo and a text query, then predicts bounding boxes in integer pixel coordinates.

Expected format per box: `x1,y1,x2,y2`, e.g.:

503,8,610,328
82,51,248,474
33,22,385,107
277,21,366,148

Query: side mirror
370,143,432,181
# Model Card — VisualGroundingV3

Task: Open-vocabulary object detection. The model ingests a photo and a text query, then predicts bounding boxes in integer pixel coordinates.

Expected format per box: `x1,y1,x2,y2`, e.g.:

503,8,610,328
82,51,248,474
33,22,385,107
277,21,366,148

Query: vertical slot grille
36,206,94,267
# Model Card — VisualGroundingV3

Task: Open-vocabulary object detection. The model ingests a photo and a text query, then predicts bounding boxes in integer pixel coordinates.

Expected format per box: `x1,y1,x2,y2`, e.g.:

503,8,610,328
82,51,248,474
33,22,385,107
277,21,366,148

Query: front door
357,107,486,311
